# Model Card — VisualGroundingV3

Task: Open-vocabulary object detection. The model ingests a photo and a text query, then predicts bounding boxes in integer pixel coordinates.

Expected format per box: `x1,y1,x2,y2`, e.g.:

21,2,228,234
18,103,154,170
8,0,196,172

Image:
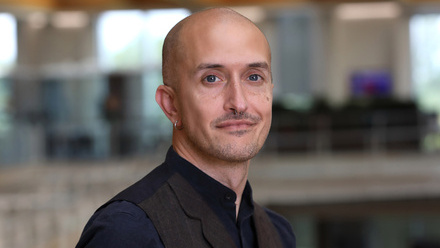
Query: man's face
174,18,273,164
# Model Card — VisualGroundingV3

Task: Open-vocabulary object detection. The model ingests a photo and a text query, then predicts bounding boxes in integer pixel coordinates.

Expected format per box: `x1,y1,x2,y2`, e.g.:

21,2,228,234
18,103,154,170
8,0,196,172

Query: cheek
184,97,215,126
259,89,273,109
248,86,272,107
255,83,273,102
249,94,272,124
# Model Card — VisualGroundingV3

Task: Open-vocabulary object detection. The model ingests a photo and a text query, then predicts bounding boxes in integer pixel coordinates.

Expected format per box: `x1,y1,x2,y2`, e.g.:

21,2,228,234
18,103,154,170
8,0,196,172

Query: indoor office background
0,0,440,247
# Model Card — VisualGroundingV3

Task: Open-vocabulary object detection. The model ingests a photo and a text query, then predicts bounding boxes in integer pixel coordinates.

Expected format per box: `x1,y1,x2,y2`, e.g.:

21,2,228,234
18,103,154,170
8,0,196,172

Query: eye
204,75,220,83
248,74,262,81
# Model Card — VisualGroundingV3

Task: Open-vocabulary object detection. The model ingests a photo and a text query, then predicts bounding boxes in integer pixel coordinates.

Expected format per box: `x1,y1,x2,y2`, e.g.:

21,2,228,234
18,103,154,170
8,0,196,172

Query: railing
265,108,439,154
0,163,150,248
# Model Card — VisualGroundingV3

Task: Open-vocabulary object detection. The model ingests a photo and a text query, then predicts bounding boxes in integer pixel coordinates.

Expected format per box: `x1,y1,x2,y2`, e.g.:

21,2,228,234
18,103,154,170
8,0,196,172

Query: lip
216,120,256,129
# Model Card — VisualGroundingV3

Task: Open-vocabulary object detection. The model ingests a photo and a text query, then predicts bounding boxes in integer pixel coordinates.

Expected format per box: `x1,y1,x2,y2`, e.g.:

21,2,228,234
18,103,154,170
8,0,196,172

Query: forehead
179,14,271,69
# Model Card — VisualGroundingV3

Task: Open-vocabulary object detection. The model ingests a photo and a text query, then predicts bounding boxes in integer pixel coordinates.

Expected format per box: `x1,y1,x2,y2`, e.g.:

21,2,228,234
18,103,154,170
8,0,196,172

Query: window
410,14,440,114
97,10,145,71
97,9,190,71
410,14,440,152
0,13,16,76
0,13,15,135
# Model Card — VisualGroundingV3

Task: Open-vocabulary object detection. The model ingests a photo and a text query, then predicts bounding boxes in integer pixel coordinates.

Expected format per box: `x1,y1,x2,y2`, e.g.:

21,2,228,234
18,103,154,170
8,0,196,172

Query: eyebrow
248,62,269,70
196,63,224,70
196,62,269,71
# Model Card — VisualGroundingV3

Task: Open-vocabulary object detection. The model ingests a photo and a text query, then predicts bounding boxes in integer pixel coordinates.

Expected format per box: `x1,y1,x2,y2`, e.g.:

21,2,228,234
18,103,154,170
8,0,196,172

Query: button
224,193,235,202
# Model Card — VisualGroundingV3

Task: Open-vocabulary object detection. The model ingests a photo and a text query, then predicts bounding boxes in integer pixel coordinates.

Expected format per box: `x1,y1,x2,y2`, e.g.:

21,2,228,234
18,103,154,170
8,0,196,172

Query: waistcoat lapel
168,174,237,248
253,203,284,248
139,173,237,248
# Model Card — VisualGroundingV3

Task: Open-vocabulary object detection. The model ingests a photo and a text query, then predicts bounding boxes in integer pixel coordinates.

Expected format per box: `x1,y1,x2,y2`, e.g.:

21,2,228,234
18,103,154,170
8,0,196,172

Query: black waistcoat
111,173,283,248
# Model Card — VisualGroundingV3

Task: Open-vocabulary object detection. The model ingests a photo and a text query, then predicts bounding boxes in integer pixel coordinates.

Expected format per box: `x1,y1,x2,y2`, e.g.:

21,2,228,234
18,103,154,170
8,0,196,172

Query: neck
173,143,250,217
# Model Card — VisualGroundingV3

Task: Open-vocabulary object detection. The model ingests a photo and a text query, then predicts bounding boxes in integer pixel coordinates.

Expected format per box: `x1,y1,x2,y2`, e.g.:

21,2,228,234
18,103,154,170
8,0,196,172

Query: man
76,7,295,248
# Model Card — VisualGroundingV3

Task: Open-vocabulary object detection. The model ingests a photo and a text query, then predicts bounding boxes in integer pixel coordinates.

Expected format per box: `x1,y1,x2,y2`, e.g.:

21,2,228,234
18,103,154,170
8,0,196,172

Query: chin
214,143,262,163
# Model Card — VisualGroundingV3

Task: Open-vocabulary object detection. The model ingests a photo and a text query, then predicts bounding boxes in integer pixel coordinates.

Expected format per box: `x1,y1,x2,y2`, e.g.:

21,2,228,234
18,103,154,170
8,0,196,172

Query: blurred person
76,7,295,248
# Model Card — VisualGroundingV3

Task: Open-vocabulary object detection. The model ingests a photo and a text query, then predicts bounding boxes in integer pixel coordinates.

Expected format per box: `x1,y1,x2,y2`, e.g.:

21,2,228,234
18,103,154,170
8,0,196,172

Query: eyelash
202,73,264,84
248,74,262,81
203,75,221,83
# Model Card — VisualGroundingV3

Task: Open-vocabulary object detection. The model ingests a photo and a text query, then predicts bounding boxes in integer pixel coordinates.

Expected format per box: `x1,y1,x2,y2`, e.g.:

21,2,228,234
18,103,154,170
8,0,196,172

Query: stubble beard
187,127,269,164
211,141,260,163
183,112,271,164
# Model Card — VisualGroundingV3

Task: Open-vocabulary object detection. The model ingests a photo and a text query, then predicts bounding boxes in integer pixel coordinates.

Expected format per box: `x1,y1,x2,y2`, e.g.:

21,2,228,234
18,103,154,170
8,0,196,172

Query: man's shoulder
76,201,164,248
89,200,149,226
76,162,175,248
108,162,174,205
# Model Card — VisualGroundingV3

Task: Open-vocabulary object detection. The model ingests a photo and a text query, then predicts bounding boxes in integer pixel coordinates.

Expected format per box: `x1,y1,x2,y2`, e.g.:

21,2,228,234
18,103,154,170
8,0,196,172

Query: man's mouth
212,113,261,133
216,119,255,129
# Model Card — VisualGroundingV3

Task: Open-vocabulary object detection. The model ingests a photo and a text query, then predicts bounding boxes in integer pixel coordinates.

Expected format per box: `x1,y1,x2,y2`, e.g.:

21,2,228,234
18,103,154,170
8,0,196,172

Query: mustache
212,112,261,126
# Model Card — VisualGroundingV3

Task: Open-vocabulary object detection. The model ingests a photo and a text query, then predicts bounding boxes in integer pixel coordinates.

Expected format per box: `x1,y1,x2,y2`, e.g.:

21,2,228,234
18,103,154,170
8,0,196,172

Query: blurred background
0,0,440,247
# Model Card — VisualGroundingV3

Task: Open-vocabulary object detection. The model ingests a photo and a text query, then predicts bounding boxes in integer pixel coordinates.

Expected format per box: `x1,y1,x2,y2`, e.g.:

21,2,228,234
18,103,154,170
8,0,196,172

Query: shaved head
161,8,270,90
155,6,273,166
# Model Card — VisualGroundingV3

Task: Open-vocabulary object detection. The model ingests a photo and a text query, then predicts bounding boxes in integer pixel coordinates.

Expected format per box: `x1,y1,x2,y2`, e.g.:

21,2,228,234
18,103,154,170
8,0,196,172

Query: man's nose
224,77,248,114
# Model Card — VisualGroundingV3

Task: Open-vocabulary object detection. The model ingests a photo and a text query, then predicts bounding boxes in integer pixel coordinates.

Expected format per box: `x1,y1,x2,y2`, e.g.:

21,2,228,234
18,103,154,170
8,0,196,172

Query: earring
174,120,183,130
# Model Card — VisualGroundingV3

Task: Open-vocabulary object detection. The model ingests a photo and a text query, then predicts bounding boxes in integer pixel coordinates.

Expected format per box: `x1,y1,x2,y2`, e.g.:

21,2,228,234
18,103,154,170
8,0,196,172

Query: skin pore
156,8,273,217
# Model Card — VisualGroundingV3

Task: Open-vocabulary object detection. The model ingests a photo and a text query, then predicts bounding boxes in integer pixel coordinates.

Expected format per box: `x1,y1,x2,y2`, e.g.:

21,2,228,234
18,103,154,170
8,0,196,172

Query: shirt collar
165,146,255,221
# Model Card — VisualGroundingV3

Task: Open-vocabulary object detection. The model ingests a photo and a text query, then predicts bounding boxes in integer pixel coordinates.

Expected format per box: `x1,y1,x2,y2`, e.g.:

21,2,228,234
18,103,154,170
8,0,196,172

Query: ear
155,85,179,123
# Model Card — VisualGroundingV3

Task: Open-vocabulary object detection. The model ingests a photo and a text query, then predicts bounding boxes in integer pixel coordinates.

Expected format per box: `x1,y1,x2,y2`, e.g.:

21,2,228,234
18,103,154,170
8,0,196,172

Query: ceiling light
52,11,89,29
336,2,401,20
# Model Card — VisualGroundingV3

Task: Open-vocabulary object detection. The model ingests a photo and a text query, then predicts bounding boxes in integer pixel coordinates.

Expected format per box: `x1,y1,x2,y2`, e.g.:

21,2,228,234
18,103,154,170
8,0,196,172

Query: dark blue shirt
76,147,295,247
